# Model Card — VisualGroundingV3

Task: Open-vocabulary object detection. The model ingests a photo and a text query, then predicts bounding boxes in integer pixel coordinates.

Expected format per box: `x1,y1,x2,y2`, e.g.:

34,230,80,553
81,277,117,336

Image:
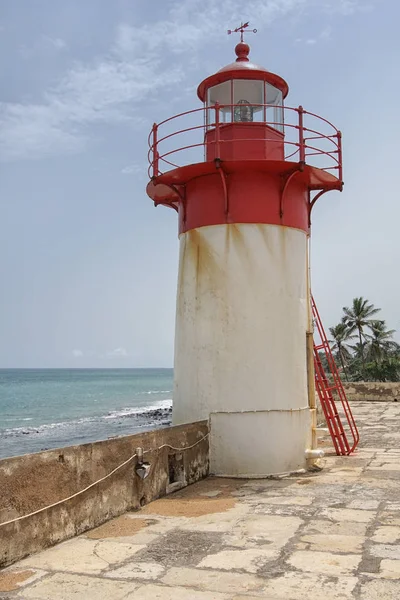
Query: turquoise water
0,369,173,459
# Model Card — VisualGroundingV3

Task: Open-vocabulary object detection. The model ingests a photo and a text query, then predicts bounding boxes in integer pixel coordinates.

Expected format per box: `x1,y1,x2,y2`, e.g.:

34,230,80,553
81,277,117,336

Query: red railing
148,104,342,181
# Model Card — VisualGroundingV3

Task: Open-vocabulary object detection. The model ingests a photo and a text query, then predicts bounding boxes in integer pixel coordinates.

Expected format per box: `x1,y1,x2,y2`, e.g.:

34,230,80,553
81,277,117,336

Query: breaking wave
1,399,173,439
104,398,172,419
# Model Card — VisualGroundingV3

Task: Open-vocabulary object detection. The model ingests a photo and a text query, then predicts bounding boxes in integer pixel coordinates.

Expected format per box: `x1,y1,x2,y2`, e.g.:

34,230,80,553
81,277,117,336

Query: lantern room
198,41,289,162
146,26,343,222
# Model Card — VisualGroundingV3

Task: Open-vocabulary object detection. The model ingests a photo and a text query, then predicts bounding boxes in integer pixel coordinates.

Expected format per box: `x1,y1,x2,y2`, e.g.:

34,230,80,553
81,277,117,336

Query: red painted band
178,170,309,235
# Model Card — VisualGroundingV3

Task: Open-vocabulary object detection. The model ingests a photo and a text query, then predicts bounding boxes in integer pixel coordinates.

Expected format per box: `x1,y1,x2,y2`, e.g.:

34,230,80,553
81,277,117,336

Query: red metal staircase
312,295,359,455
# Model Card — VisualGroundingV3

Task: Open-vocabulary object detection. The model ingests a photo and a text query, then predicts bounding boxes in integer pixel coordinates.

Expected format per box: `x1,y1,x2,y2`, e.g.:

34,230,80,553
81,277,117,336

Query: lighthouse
146,24,343,477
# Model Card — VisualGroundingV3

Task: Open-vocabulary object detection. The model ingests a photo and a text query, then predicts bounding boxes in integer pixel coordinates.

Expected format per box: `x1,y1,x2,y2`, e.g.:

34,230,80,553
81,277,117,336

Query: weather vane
227,22,257,43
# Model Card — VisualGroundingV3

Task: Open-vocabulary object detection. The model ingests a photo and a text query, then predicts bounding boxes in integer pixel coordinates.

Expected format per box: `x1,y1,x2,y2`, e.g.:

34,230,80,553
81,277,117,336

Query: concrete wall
0,422,209,568
173,223,312,476
343,382,400,402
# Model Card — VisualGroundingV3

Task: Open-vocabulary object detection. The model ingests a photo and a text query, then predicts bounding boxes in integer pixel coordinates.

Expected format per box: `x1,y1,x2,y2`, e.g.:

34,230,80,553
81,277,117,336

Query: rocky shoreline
0,404,173,460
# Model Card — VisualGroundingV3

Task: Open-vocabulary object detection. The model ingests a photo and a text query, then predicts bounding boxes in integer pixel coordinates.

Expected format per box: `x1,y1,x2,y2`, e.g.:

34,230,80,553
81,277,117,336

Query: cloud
45,37,67,50
320,27,332,40
295,25,333,45
121,163,143,175
0,33,183,162
107,347,129,358
19,36,67,59
114,0,373,57
113,2,307,58
72,349,83,357
329,0,372,15
0,0,375,162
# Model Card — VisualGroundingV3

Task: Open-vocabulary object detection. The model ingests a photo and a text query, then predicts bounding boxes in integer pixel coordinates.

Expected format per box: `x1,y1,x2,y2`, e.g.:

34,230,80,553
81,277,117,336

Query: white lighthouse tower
146,24,343,477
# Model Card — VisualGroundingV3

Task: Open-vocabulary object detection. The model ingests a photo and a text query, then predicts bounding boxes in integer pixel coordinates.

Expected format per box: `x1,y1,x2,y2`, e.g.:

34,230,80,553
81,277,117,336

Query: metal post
298,106,305,164
337,130,343,187
306,237,316,410
136,447,143,464
152,123,159,178
215,102,220,159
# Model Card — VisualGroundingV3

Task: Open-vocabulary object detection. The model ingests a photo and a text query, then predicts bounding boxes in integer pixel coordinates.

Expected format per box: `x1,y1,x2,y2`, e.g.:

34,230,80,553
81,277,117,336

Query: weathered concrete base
210,409,312,477
1,401,400,599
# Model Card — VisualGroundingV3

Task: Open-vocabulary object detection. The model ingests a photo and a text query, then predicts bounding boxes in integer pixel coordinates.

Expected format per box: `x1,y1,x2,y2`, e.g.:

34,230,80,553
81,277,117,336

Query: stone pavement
1,401,400,599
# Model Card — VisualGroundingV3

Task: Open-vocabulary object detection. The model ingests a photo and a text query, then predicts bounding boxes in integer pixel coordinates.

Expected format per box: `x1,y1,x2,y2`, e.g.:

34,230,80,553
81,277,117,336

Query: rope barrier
0,433,209,528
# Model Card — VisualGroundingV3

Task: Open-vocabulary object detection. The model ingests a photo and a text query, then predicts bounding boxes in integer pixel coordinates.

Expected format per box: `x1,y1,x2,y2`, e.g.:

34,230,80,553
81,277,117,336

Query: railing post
298,105,305,164
152,123,159,178
215,102,220,159
337,130,343,187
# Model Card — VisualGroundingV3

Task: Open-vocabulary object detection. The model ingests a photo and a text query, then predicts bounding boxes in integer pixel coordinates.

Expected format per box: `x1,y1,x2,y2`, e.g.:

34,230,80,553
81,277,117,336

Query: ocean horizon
0,368,174,460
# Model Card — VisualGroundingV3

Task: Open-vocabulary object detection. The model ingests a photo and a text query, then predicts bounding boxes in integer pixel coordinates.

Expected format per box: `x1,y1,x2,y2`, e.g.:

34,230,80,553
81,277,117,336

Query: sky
0,0,399,368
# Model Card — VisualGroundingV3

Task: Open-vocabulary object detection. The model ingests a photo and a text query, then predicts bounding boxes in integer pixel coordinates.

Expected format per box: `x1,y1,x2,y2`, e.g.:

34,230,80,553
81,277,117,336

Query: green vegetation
328,297,400,382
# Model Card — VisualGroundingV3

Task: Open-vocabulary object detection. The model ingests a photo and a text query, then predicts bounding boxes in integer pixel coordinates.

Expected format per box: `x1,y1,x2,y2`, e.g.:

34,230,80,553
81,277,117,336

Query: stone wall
343,382,400,402
0,422,209,568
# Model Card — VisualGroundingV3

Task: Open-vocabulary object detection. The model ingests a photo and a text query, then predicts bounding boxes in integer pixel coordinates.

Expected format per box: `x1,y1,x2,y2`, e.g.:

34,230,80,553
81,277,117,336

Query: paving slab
19,538,145,575
370,543,400,559
248,495,313,506
18,572,139,599
105,561,166,580
359,578,400,599
319,507,376,523
232,596,281,600
198,547,277,573
378,511,400,525
287,550,362,576
296,533,365,552
258,571,358,600
347,499,381,510
371,525,400,543
225,514,303,549
378,559,400,579
162,567,266,594
301,518,368,536
125,583,230,599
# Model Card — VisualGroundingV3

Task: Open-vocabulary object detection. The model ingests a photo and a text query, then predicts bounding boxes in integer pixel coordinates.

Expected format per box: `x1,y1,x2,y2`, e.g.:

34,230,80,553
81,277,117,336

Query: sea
0,369,173,460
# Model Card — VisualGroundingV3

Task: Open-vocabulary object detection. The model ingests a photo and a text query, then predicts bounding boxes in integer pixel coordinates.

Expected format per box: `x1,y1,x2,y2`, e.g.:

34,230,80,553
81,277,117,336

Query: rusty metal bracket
154,183,185,215
308,189,328,227
279,166,303,220
215,159,229,218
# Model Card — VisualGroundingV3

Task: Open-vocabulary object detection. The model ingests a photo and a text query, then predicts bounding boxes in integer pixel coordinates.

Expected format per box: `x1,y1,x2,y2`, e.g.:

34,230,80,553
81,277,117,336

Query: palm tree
349,341,367,360
365,320,398,363
342,297,380,368
329,323,355,380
